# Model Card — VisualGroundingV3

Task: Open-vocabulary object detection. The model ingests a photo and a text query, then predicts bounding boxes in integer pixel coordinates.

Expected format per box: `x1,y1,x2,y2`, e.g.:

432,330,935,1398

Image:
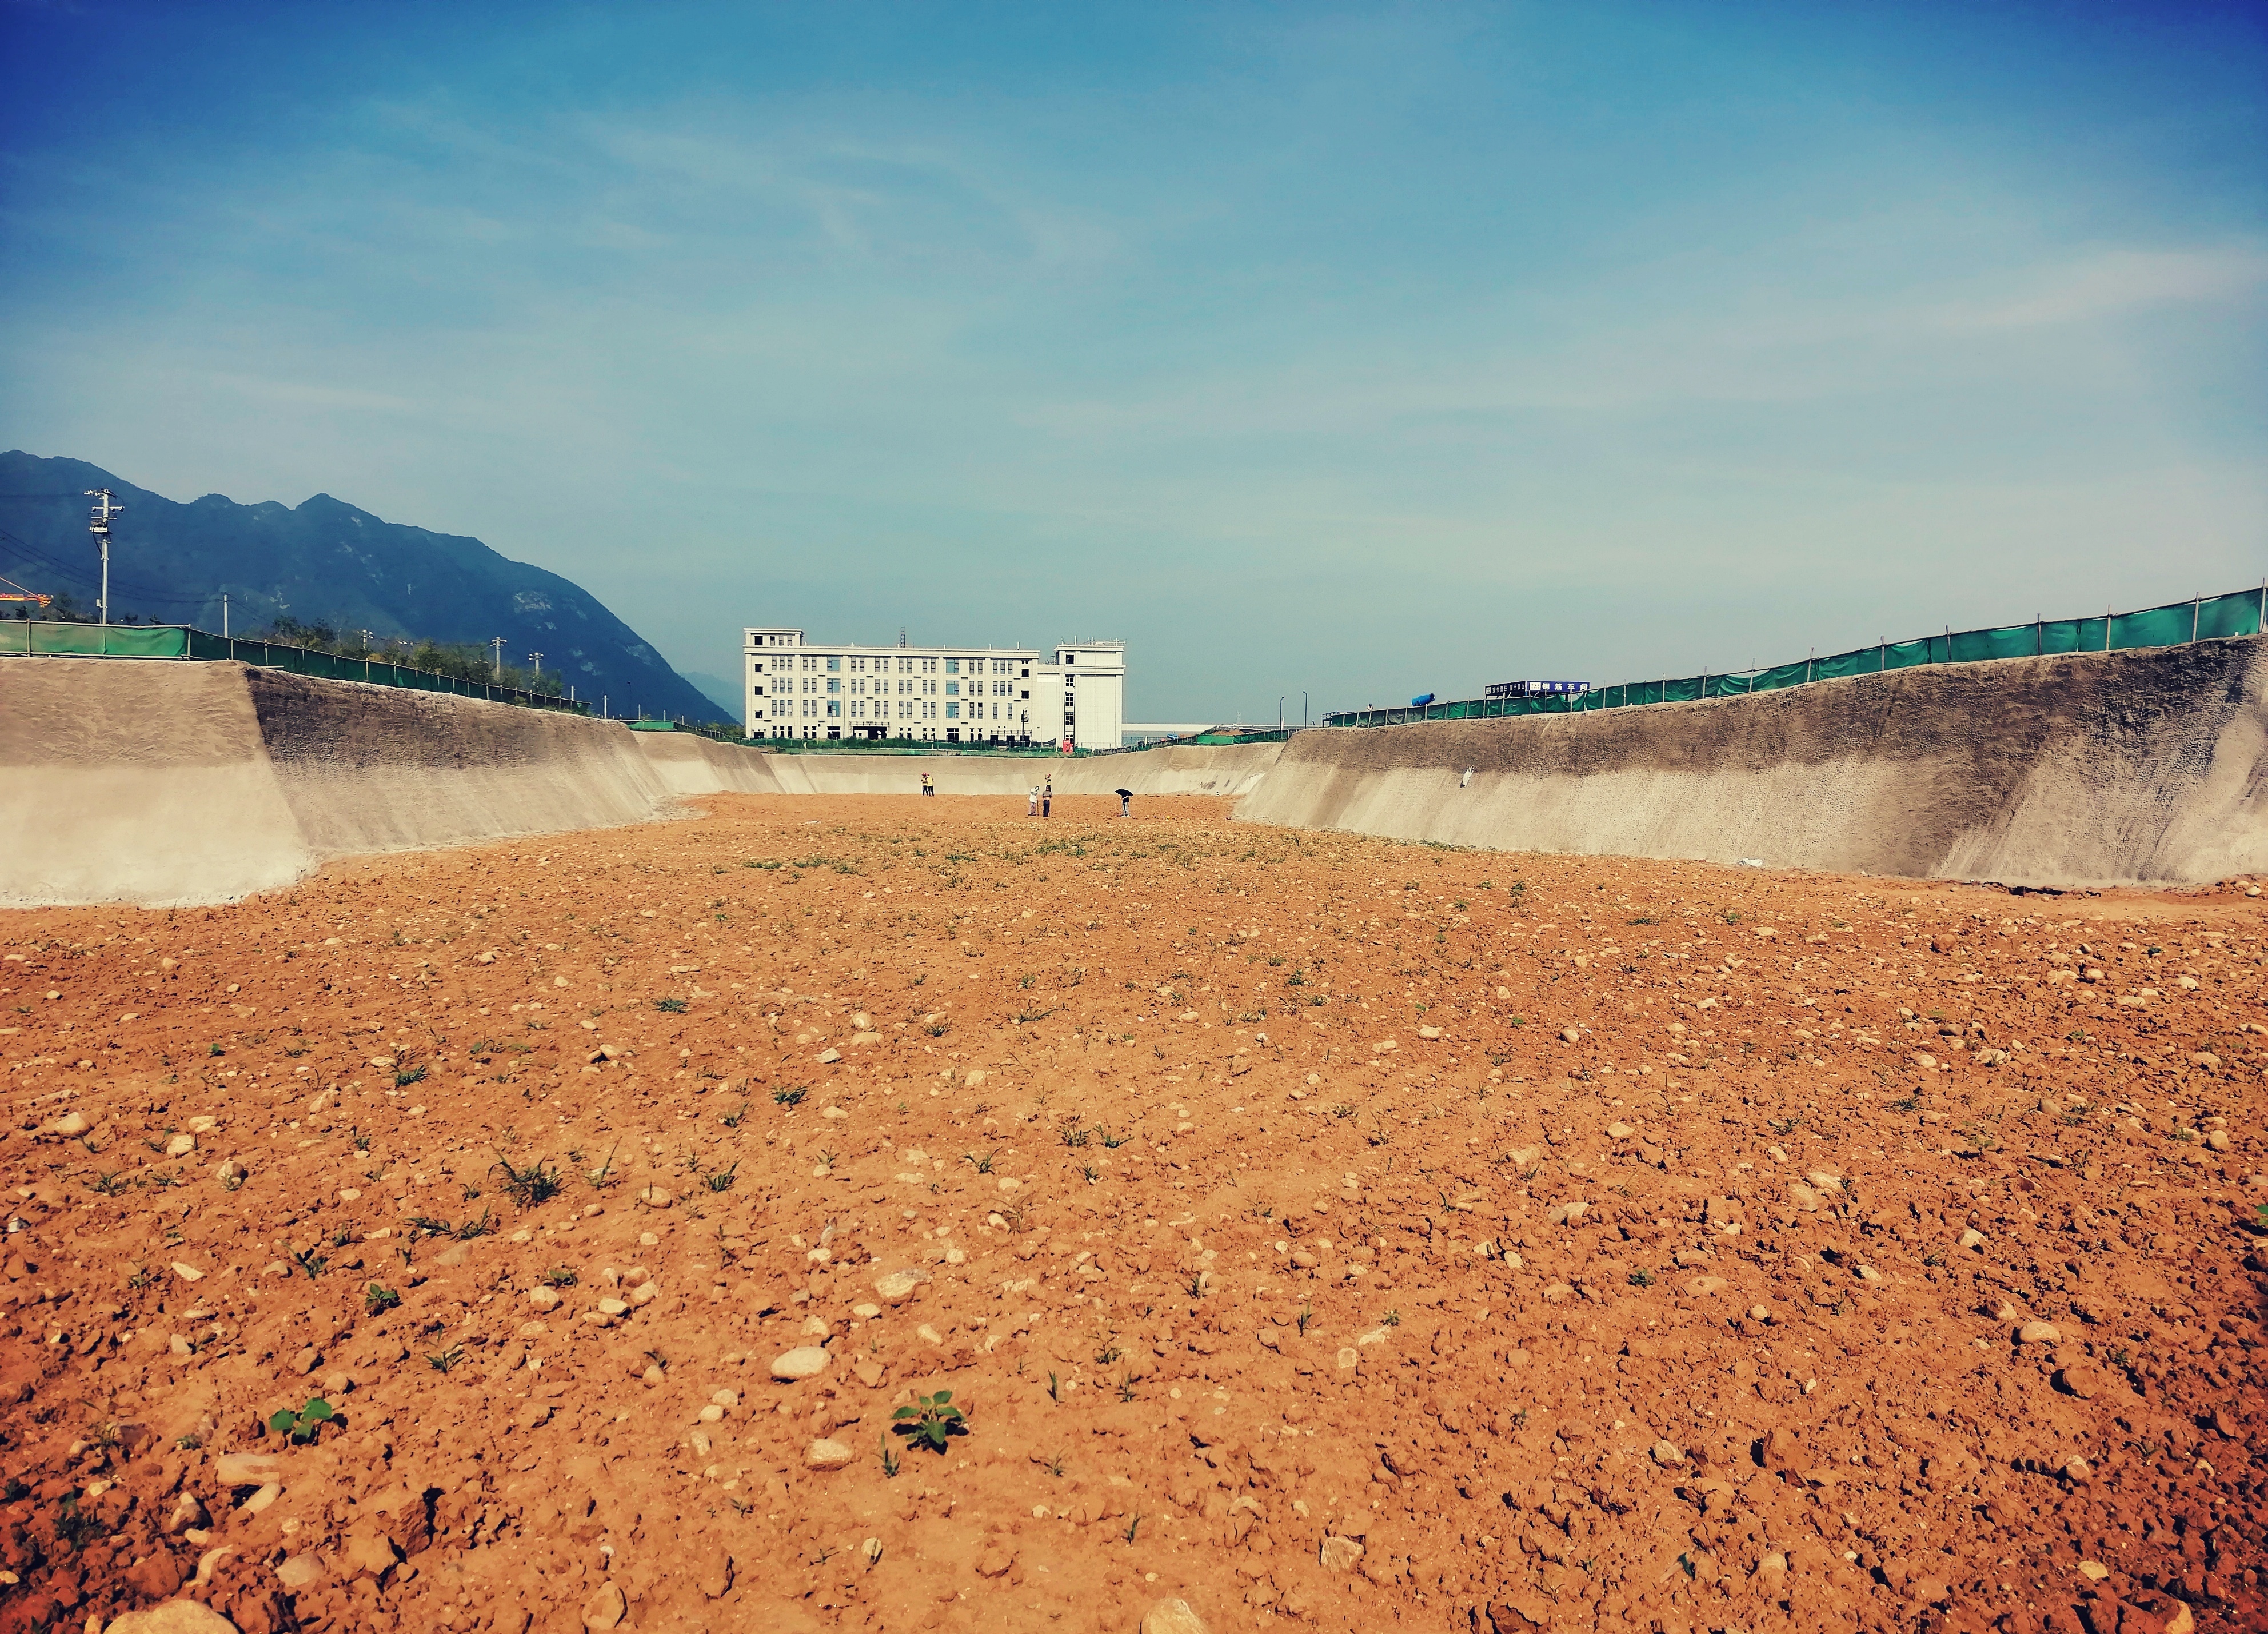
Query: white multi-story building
744,628,1125,750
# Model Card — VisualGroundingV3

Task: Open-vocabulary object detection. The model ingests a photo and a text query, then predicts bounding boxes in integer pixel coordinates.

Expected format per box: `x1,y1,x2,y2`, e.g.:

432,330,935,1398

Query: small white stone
770,1346,829,1381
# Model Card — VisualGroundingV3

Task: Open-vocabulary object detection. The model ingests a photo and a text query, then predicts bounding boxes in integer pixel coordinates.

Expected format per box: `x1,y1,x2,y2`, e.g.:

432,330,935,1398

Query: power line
0,526,211,605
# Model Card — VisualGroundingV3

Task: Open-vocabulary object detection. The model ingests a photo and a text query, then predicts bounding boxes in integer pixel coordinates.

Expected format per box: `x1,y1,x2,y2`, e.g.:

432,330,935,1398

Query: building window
828,701,840,717
827,680,840,694
945,702,959,719
944,681,959,696
944,658,960,674
826,657,841,672
921,658,937,674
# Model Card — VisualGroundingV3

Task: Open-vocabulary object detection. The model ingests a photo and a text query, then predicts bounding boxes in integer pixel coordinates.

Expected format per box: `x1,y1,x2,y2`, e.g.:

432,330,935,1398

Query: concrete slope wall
630,732,787,796
2,660,673,906
736,741,1283,797
246,668,673,861
2,659,312,906
1237,637,2268,887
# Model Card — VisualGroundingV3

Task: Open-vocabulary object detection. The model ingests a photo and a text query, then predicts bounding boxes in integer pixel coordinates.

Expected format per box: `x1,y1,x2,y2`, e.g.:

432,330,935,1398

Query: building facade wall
742,629,1128,750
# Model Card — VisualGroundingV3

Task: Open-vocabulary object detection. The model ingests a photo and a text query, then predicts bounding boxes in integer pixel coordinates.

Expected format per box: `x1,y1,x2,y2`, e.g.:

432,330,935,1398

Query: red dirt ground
2,793,2263,1634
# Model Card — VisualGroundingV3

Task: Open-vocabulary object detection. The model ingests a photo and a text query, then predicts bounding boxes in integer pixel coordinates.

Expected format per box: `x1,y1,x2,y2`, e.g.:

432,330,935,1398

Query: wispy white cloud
1928,245,2268,332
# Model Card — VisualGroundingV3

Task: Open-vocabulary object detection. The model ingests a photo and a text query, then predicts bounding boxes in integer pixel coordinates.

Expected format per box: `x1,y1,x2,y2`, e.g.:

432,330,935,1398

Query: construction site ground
2,793,2262,1634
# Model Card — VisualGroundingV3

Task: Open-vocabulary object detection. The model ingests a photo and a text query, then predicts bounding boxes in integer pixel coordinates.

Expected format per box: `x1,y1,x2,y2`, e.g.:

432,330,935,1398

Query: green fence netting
2,622,189,659
1324,586,2266,729
3,621,585,714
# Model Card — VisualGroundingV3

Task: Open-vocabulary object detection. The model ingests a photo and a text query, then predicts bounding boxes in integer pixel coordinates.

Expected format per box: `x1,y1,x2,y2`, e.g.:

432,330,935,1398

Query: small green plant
208,1042,225,1057
965,1150,997,1174
1047,1371,1063,1403
705,1162,740,1193
427,1344,466,1373
653,997,689,1013
880,1433,900,1479
1628,1268,1656,1288
720,1099,749,1129
86,1171,128,1197
544,1264,579,1288
174,1433,204,1452
493,1152,564,1208
291,1247,330,1279
364,1283,401,1315
1332,1102,1355,1118
1723,911,1740,925
1297,1303,1315,1336
266,1398,336,1445
1123,1513,1144,1543
1890,1095,1919,1112
924,1020,950,1037
1117,1370,1137,1401
892,1389,968,1453
773,1085,808,1107
1043,1449,1067,1477
394,1064,427,1088
1060,1126,1091,1148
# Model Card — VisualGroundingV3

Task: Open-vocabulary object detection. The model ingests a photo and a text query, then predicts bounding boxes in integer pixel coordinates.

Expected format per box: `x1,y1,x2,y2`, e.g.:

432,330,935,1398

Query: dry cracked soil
0,792,2263,1634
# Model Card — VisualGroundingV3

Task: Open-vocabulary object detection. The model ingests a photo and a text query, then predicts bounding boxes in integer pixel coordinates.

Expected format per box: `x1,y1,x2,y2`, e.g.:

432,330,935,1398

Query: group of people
916,772,1128,817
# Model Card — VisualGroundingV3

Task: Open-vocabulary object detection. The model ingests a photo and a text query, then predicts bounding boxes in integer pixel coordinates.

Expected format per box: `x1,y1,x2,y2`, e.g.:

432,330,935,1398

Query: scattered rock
1958,1228,1987,1251
874,1269,923,1305
1139,1597,1211,1634
2015,1321,2062,1345
273,1555,322,1591
213,1453,279,1489
635,1186,673,1208
581,1581,628,1631
772,1347,830,1380
805,1438,855,1471
170,1261,205,1283
100,1601,241,1633
1649,1440,1686,1465
1319,1536,1365,1572
49,1111,91,1138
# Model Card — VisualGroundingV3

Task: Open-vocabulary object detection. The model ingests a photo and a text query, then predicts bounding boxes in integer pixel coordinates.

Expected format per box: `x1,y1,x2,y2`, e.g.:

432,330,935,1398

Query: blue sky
3,2,2262,721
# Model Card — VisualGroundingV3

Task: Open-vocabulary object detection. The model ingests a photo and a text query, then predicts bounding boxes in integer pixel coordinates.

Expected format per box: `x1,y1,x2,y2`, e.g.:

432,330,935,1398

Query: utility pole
84,489,121,625
222,593,229,638
529,651,542,678
491,637,506,680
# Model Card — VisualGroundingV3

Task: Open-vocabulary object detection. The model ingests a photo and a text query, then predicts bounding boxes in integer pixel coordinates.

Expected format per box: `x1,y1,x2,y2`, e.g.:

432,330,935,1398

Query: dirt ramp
1239,637,2268,886
2,661,674,906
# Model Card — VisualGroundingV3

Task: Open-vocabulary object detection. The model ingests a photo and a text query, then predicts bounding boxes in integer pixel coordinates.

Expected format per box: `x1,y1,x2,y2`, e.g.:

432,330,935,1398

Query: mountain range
0,452,727,722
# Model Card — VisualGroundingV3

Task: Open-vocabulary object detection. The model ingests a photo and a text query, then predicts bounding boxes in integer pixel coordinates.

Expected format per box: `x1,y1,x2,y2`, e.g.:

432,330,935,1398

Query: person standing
1028,785,1040,817
1117,787,1132,818
920,772,933,798
1042,774,1052,818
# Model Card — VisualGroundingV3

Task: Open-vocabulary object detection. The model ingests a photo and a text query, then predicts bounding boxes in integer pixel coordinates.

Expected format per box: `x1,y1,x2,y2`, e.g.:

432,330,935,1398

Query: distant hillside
0,452,726,722
681,669,745,716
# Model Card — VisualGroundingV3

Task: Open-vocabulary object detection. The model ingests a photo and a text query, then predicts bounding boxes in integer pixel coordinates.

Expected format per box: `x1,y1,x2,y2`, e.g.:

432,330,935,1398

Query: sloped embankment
1239,637,2268,887
625,736,1283,798
0,660,674,906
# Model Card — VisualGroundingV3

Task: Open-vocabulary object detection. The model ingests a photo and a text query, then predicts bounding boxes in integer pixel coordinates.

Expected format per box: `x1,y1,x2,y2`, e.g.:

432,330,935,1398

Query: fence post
2191,594,2200,644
